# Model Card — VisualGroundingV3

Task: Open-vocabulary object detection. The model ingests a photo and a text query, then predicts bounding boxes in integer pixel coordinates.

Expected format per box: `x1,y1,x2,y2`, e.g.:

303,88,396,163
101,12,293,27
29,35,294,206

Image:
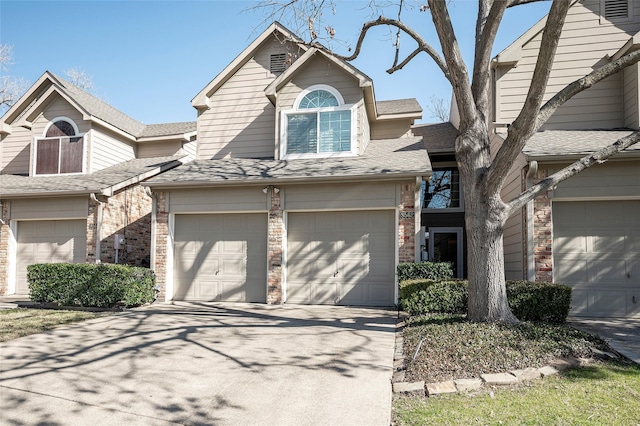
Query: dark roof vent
604,0,629,19
270,53,287,74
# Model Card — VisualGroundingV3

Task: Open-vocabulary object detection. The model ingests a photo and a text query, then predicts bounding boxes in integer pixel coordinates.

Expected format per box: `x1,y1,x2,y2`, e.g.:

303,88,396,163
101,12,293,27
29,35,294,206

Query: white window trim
281,85,357,159
600,0,633,24
423,168,465,213
33,117,86,176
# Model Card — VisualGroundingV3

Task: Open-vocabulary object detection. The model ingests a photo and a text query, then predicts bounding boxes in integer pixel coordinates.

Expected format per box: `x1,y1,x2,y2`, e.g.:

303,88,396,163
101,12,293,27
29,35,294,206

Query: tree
65,67,95,92
0,44,29,114
427,95,449,122
256,0,640,323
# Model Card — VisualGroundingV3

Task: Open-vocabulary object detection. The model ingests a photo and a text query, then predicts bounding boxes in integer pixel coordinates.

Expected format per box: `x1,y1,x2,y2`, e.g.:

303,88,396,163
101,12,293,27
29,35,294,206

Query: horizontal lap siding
1,126,32,175
284,181,401,211
624,64,639,128
168,187,269,213
197,38,293,160
137,141,182,158
90,127,136,171
370,119,412,140
549,160,640,199
11,197,88,220
496,0,640,129
501,153,527,280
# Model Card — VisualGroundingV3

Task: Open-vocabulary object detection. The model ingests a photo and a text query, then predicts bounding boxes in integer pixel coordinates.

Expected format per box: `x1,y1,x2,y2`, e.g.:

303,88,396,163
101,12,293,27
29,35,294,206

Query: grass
394,314,640,425
393,361,640,425
0,308,111,342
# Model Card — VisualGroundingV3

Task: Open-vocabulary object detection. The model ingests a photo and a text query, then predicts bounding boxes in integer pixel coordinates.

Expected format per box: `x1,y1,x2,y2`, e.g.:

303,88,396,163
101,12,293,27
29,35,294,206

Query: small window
35,118,84,175
601,0,632,23
270,53,287,74
281,85,355,158
423,168,463,210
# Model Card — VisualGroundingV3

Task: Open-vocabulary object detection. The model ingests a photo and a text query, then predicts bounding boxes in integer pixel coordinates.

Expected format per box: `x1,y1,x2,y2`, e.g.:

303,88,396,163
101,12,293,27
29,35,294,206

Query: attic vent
604,0,629,19
270,53,287,74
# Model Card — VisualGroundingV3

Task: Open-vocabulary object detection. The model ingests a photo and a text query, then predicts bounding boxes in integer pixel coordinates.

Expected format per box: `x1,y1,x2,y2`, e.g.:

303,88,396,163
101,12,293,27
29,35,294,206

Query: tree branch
507,130,640,215
386,46,421,74
507,0,548,7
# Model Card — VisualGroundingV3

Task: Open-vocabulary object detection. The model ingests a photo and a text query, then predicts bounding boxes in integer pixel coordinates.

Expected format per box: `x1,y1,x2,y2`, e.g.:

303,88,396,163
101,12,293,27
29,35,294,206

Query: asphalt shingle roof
145,137,430,187
524,129,640,157
376,99,422,116
412,122,458,153
0,156,184,197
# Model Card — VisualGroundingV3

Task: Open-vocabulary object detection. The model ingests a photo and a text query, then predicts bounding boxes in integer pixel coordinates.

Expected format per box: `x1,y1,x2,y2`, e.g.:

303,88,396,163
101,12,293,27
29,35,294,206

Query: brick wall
87,199,99,263
398,182,416,263
0,201,10,295
533,169,553,282
267,188,283,304
153,191,169,300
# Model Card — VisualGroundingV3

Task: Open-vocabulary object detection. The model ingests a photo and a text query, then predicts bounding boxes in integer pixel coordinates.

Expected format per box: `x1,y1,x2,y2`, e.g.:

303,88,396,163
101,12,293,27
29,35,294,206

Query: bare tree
256,0,640,323
427,95,449,122
65,67,95,92
0,44,29,114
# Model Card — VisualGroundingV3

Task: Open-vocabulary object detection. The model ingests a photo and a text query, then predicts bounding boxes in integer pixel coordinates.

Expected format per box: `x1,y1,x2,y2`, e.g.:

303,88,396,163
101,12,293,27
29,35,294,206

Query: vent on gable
270,53,287,74
603,0,630,20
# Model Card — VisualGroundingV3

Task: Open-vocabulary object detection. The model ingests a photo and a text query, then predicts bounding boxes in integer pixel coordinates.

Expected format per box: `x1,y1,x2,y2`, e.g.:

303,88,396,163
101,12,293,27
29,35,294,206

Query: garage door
173,214,267,302
553,201,640,318
287,210,395,306
16,220,87,295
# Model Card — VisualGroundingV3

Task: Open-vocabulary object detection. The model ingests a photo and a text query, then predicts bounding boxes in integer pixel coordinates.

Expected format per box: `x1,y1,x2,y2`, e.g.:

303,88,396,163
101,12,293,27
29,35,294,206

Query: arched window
283,85,354,157
35,117,84,175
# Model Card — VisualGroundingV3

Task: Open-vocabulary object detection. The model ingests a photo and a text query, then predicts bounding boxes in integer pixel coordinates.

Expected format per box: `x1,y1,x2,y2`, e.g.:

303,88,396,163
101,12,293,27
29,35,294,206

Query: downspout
90,193,108,264
525,161,538,281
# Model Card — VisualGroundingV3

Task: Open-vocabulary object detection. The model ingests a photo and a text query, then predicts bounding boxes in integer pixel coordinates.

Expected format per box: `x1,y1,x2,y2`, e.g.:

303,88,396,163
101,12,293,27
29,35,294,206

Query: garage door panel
555,257,588,283
592,230,626,253
589,259,627,282
554,232,587,254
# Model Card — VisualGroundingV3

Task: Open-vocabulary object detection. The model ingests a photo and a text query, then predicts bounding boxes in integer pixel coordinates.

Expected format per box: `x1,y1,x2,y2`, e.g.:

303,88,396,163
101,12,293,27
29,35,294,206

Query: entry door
427,227,463,278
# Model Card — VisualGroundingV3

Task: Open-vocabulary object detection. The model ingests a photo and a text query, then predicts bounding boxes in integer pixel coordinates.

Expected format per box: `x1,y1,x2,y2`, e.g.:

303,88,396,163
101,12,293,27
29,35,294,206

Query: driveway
569,317,640,365
0,303,397,425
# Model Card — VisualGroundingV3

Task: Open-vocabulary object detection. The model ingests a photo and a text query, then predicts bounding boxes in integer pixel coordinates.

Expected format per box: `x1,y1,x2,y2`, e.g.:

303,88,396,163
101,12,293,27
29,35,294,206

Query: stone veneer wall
398,182,416,264
267,188,283,304
0,201,10,295
153,191,169,301
533,169,553,282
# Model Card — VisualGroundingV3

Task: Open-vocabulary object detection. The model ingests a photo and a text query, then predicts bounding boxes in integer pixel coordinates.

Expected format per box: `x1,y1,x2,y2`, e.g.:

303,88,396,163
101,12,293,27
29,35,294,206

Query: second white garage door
286,210,396,306
553,200,640,318
16,219,87,295
173,214,268,302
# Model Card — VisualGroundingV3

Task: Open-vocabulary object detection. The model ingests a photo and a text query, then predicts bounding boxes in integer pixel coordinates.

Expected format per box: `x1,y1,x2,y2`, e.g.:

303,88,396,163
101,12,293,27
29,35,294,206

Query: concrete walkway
568,317,640,365
0,302,397,425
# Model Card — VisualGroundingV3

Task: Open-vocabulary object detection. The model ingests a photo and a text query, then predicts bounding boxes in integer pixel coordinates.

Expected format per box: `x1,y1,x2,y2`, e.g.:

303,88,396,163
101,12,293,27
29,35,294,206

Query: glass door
427,227,463,278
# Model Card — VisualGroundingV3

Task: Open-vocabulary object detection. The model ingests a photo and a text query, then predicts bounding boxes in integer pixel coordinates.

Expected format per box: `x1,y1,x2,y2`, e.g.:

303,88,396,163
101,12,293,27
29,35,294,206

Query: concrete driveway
568,317,640,365
0,303,397,426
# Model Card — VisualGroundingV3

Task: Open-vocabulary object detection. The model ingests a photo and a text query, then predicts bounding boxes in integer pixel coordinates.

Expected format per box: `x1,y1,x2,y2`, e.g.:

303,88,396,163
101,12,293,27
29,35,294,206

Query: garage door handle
215,270,220,275
333,271,339,277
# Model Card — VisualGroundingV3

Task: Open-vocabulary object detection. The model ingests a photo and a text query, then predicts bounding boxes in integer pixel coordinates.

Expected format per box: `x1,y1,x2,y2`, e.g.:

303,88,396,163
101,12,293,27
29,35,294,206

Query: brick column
533,169,553,282
86,199,99,263
267,188,283,304
0,201,11,295
154,192,169,300
398,182,416,264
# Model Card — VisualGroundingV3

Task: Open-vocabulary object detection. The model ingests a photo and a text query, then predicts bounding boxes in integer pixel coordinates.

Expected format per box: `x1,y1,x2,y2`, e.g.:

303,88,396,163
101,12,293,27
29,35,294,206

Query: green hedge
28,263,155,308
399,279,572,323
397,262,454,282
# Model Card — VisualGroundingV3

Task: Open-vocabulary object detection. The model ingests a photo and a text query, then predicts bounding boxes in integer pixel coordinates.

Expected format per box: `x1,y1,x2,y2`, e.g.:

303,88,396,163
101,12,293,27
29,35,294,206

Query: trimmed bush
28,263,155,308
397,261,454,282
398,278,572,323
399,279,468,315
506,280,572,323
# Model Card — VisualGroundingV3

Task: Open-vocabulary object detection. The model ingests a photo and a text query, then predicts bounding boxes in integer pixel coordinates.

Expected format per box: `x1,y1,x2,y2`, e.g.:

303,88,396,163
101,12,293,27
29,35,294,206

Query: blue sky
1,1,550,124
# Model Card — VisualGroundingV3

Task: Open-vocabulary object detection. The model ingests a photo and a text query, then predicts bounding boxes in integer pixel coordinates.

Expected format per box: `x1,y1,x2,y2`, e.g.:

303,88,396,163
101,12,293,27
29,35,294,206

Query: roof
377,99,422,116
145,137,430,187
0,156,184,198
523,129,640,158
412,122,458,153
140,122,197,138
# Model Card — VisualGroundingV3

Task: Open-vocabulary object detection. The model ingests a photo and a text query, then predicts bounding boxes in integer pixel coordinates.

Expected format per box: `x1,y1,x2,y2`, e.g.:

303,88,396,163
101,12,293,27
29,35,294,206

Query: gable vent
604,0,629,19
270,53,287,74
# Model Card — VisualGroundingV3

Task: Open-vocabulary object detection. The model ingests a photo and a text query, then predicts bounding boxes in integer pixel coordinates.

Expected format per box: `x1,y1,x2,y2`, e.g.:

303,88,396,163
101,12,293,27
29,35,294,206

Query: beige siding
90,127,136,171
358,101,371,154
495,0,640,129
1,126,32,175
624,63,639,129
168,187,269,213
501,149,528,280
11,197,88,220
137,140,182,159
548,160,640,199
284,181,403,211
33,95,89,136
182,140,197,160
370,119,412,140
197,37,292,160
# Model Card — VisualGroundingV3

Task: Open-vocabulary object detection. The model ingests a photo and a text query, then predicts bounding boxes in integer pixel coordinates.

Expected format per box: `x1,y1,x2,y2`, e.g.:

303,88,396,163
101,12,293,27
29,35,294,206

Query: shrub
506,280,572,323
398,278,572,323
28,263,155,308
399,279,468,315
397,262,454,282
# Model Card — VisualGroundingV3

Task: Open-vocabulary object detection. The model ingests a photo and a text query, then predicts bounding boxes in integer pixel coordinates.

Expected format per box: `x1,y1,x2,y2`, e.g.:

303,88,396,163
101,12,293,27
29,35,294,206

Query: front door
427,227,463,278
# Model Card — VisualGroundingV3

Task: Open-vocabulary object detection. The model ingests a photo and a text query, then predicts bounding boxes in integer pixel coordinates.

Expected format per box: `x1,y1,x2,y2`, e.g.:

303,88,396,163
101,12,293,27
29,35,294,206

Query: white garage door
173,214,267,302
287,210,395,306
16,220,87,295
553,201,640,318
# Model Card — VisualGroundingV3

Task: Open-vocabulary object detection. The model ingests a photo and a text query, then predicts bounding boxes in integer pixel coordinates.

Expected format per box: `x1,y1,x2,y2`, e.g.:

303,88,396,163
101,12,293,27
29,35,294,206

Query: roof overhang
525,150,640,162
610,32,640,61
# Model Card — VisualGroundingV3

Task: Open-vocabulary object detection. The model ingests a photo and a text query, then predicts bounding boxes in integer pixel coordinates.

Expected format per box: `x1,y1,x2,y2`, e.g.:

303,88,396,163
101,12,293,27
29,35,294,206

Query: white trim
414,176,422,263
282,210,288,303
394,208,400,306
428,227,464,278
165,212,175,302
33,118,87,176
293,84,346,108
7,220,17,295
42,116,79,137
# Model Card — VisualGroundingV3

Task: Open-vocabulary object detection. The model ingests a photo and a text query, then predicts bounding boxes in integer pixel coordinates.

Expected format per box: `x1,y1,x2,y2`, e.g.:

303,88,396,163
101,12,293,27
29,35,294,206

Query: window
282,85,355,158
35,118,84,175
422,167,462,210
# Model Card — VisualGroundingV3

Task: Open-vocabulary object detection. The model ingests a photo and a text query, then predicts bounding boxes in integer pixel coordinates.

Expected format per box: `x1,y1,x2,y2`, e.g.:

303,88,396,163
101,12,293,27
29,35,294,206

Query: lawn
393,314,640,425
0,308,110,342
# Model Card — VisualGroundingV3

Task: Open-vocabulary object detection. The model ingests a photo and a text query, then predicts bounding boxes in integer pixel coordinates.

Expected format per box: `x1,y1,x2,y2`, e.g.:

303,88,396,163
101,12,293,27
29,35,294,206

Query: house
0,72,196,296
143,22,429,306
489,0,640,318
